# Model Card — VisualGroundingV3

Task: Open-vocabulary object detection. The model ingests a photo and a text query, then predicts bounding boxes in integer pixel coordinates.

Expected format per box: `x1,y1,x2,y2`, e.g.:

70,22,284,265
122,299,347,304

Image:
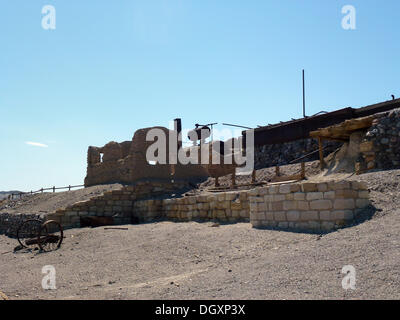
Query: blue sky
1,0,399,191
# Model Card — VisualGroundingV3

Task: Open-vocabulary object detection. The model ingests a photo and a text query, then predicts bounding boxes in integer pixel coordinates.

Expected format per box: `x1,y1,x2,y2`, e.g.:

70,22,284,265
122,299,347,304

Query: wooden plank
271,173,303,183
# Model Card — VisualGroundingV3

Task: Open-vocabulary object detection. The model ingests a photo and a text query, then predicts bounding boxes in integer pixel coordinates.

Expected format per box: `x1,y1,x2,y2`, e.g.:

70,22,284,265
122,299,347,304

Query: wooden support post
251,169,256,183
275,165,280,177
300,162,305,179
215,177,220,187
318,137,325,169
231,171,236,187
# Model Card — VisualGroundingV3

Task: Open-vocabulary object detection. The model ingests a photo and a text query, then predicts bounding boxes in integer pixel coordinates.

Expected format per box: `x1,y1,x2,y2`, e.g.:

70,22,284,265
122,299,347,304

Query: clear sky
1,0,399,191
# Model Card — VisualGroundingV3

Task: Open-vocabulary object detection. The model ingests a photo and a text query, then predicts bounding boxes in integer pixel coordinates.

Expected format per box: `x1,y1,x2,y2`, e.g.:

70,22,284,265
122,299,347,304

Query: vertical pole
302,69,306,118
215,177,219,187
318,137,325,169
174,118,182,150
231,172,236,187
53,186,55,193
275,165,280,177
301,162,305,179
251,169,256,183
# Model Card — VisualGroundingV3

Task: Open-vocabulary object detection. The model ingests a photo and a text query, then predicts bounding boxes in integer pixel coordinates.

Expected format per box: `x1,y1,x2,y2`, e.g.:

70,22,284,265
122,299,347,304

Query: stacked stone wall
254,138,342,170
358,108,400,171
134,191,250,223
45,181,189,229
249,181,370,232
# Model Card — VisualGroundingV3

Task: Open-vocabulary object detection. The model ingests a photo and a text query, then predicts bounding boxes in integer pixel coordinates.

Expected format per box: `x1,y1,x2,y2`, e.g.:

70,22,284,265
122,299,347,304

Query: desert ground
0,168,399,300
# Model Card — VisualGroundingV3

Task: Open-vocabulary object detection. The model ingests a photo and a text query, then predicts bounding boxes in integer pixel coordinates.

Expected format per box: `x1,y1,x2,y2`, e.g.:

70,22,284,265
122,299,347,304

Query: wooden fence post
275,166,280,177
251,169,256,183
300,162,305,179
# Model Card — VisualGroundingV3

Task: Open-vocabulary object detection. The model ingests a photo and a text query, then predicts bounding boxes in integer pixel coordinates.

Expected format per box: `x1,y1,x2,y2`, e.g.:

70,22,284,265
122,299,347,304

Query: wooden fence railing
8,184,85,200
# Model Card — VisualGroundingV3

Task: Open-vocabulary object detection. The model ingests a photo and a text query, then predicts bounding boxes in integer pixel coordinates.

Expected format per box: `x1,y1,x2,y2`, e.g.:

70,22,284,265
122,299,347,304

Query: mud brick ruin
85,123,241,188
85,126,209,187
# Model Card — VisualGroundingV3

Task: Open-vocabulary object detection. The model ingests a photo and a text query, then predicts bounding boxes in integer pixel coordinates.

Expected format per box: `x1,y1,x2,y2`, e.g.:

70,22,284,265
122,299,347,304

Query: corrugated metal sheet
244,98,400,146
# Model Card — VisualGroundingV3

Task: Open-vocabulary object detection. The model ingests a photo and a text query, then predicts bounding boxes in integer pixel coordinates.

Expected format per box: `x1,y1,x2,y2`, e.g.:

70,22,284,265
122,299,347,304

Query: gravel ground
0,169,399,300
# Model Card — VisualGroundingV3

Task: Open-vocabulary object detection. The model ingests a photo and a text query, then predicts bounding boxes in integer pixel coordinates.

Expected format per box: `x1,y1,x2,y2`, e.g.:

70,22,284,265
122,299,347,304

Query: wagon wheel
17,218,43,249
38,220,64,252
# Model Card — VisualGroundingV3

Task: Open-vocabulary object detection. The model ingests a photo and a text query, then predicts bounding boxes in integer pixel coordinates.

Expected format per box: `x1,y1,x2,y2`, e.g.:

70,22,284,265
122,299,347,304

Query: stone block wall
134,191,250,223
0,213,44,237
249,180,370,232
39,180,371,234
46,181,189,229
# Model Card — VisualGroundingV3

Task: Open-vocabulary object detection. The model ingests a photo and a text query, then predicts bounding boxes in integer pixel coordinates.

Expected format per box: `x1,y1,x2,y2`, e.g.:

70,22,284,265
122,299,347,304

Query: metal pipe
302,69,306,118
222,123,252,130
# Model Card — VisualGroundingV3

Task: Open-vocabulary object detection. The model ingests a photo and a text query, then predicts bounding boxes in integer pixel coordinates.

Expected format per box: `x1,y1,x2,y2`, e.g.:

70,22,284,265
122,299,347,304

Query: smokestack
174,118,182,149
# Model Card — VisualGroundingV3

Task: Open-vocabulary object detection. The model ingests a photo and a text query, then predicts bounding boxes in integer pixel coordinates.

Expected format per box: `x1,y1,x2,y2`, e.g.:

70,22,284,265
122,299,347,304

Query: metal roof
244,98,400,146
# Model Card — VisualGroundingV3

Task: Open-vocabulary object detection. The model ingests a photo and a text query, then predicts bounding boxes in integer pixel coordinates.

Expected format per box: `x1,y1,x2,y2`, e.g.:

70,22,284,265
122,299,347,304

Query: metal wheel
17,218,43,249
38,220,63,252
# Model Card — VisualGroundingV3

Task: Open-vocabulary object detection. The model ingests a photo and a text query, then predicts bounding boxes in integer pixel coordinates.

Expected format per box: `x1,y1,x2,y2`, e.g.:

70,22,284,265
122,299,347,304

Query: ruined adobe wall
249,180,370,232
358,108,400,171
254,138,342,170
85,127,209,187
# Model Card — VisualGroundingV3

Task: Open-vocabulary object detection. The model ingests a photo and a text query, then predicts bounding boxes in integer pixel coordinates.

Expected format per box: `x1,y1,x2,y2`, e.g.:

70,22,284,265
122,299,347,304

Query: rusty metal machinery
16,219,63,252
187,123,217,144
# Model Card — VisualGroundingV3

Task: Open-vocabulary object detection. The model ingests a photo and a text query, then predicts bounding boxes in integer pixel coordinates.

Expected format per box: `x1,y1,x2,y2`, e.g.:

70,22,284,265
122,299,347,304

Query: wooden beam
251,169,256,183
313,136,349,142
318,137,326,169
231,172,236,186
